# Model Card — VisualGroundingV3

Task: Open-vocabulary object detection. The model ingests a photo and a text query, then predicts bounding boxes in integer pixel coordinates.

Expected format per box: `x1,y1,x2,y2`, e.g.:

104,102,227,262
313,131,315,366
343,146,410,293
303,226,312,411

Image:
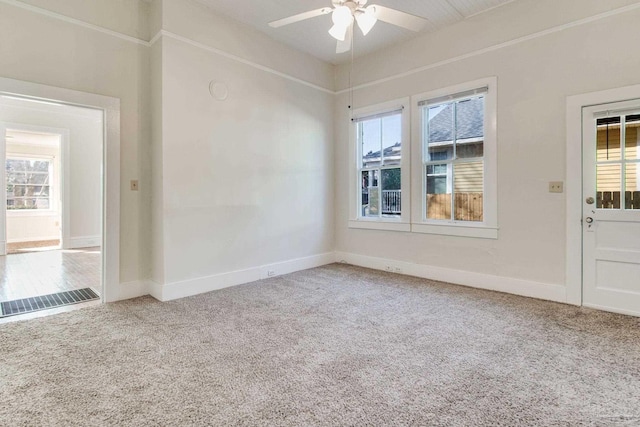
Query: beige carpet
1,264,639,426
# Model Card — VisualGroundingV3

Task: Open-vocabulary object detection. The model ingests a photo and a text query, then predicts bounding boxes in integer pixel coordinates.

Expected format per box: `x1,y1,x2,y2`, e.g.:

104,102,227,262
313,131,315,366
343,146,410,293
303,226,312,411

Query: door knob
585,217,593,224
586,197,595,204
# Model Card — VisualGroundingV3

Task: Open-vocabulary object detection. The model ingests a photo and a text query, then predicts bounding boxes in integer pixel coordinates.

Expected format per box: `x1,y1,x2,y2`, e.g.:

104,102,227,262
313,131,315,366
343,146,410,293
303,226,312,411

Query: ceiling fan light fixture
355,7,377,36
329,23,349,41
332,5,354,28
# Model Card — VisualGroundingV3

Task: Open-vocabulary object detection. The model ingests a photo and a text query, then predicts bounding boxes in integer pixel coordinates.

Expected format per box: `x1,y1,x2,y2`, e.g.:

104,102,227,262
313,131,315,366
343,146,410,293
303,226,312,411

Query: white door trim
0,77,120,303
565,83,640,307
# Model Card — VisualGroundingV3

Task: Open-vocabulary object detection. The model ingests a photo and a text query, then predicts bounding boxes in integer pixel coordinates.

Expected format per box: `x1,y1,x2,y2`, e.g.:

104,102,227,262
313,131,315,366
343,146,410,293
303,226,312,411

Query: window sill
349,219,411,232
411,222,498,239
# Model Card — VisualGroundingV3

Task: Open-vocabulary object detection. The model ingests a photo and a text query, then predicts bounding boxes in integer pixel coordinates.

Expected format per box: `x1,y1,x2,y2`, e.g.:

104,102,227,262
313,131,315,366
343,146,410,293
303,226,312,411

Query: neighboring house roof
363,142,401,162
362,97,484,163
429,97,484,142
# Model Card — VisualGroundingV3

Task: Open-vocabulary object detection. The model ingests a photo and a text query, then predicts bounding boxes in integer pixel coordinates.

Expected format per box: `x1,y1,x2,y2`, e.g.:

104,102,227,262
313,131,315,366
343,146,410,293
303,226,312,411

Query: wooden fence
427,193,483,221
597,191,640,209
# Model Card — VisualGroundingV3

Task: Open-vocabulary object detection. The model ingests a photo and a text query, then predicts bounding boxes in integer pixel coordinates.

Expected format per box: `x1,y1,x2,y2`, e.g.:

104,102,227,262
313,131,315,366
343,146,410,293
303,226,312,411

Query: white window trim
349,97,411,232
410,77,498,239
6,153,58,216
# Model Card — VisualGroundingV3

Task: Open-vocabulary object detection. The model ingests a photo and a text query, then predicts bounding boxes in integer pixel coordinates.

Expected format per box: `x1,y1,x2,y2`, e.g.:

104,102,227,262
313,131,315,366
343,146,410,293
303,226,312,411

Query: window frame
411,77,498,239
6,154,56,216
349,97,411,232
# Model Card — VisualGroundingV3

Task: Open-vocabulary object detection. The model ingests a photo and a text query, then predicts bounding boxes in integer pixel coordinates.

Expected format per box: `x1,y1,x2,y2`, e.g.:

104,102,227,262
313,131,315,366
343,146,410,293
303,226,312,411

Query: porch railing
362,189,401,215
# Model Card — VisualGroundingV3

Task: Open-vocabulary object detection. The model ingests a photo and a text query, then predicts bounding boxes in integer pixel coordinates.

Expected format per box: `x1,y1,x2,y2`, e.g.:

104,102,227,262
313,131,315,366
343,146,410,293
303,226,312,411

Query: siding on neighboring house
454,159,484,193
597,125,638,192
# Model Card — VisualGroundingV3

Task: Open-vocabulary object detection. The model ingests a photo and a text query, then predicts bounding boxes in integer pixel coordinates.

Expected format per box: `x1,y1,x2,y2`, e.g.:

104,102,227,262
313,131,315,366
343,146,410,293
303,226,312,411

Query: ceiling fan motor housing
332,0,368,13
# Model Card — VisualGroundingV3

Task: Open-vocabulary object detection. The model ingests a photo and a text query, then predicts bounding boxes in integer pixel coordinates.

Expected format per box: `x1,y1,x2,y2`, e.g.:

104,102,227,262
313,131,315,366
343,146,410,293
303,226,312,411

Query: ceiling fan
268,0,429,54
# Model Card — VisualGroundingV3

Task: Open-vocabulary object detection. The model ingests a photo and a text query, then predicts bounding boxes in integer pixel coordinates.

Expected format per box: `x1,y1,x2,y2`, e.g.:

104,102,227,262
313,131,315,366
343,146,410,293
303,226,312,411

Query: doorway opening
0,96,104,320
5,129,62,254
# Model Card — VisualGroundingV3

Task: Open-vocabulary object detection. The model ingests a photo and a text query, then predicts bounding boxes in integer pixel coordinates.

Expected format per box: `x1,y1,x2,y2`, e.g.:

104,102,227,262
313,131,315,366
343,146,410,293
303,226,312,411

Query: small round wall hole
209,81,228,101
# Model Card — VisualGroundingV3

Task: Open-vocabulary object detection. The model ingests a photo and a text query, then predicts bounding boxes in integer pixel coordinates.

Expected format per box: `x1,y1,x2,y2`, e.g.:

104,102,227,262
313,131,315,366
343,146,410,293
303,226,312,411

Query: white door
582,100,640,316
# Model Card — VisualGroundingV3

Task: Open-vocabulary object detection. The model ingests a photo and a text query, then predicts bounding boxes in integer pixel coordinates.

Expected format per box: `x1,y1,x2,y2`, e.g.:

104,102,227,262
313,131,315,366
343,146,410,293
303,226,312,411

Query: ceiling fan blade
268,8,333,28
369,5,428,32
336,24,353,54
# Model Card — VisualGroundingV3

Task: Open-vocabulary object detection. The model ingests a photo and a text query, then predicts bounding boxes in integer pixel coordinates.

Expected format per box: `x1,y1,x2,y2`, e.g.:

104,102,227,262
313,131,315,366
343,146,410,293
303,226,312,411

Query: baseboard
64,235,101,249
151,252,336,302
7,235,60,244
335,251,568,304
108,279,150,302
583,303,640,318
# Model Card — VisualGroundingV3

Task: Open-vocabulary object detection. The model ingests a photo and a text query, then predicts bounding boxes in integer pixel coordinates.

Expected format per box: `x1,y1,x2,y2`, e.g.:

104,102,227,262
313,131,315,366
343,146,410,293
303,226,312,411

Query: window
6,157,53,210
412,78,497,239
350,98,410,231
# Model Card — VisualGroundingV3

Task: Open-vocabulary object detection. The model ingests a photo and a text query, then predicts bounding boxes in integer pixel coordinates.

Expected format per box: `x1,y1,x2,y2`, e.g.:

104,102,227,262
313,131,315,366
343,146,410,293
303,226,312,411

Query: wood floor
7,239,61,255
0,247,101,302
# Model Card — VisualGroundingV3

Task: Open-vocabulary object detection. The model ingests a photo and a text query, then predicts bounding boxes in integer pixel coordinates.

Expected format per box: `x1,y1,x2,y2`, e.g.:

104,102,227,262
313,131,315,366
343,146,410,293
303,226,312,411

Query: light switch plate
131,180,139,191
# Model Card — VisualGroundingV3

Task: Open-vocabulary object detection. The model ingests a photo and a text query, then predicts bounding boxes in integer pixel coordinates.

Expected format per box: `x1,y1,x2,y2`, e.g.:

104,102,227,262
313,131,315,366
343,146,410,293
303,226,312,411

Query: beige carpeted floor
1,264,639,426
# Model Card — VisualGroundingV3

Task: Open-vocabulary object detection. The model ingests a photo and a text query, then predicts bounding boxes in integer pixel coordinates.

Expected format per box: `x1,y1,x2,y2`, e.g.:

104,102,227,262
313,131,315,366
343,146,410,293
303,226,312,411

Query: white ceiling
195,0,516,64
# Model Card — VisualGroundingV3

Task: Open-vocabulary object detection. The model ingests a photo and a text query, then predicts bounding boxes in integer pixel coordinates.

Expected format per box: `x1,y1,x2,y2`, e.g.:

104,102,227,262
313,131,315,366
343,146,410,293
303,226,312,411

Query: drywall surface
0,99,102,246
11,0,150,40
158,34,334,285
161,0,335,92
334,0,640,290
0,0,149,283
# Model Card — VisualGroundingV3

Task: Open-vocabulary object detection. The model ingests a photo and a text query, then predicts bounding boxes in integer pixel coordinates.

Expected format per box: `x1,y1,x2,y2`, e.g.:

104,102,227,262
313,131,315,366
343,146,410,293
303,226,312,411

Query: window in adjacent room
6,157,53,210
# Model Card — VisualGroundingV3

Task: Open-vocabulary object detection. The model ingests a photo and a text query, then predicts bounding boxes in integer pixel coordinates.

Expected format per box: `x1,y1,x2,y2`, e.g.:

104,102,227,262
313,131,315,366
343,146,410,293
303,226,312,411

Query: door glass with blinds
357,109,403,218
596,114,640,209
421,88,486,222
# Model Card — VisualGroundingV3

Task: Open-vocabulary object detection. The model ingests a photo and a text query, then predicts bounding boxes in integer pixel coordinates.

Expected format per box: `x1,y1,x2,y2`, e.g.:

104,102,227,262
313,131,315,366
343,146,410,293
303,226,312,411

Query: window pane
381,168,401,216
36,198,50,209
382,114,402,166
596,117,621,161
455,97,484,159
29,173,50,185
454,162,484,221
625,115,640,160
9,172,28,184
361,119,381,168
426,165,450,220
626,162,639,209
426,103,453,161
361,170,380,217
597,164,621,209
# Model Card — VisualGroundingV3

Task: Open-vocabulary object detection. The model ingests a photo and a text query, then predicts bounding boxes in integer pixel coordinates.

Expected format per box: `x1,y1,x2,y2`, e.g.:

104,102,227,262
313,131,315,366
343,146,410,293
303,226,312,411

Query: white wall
5,140,60,243
150,0,335,297
0,99,103,247
0,0,149,283
334,0,640,298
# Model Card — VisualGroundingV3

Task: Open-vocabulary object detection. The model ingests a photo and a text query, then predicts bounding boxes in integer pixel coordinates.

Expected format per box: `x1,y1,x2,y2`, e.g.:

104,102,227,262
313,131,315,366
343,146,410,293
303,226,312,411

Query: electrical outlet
549,181,563,193
267,270,276,277
385,265,393,272
131,180,139,191
394,267,402,274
